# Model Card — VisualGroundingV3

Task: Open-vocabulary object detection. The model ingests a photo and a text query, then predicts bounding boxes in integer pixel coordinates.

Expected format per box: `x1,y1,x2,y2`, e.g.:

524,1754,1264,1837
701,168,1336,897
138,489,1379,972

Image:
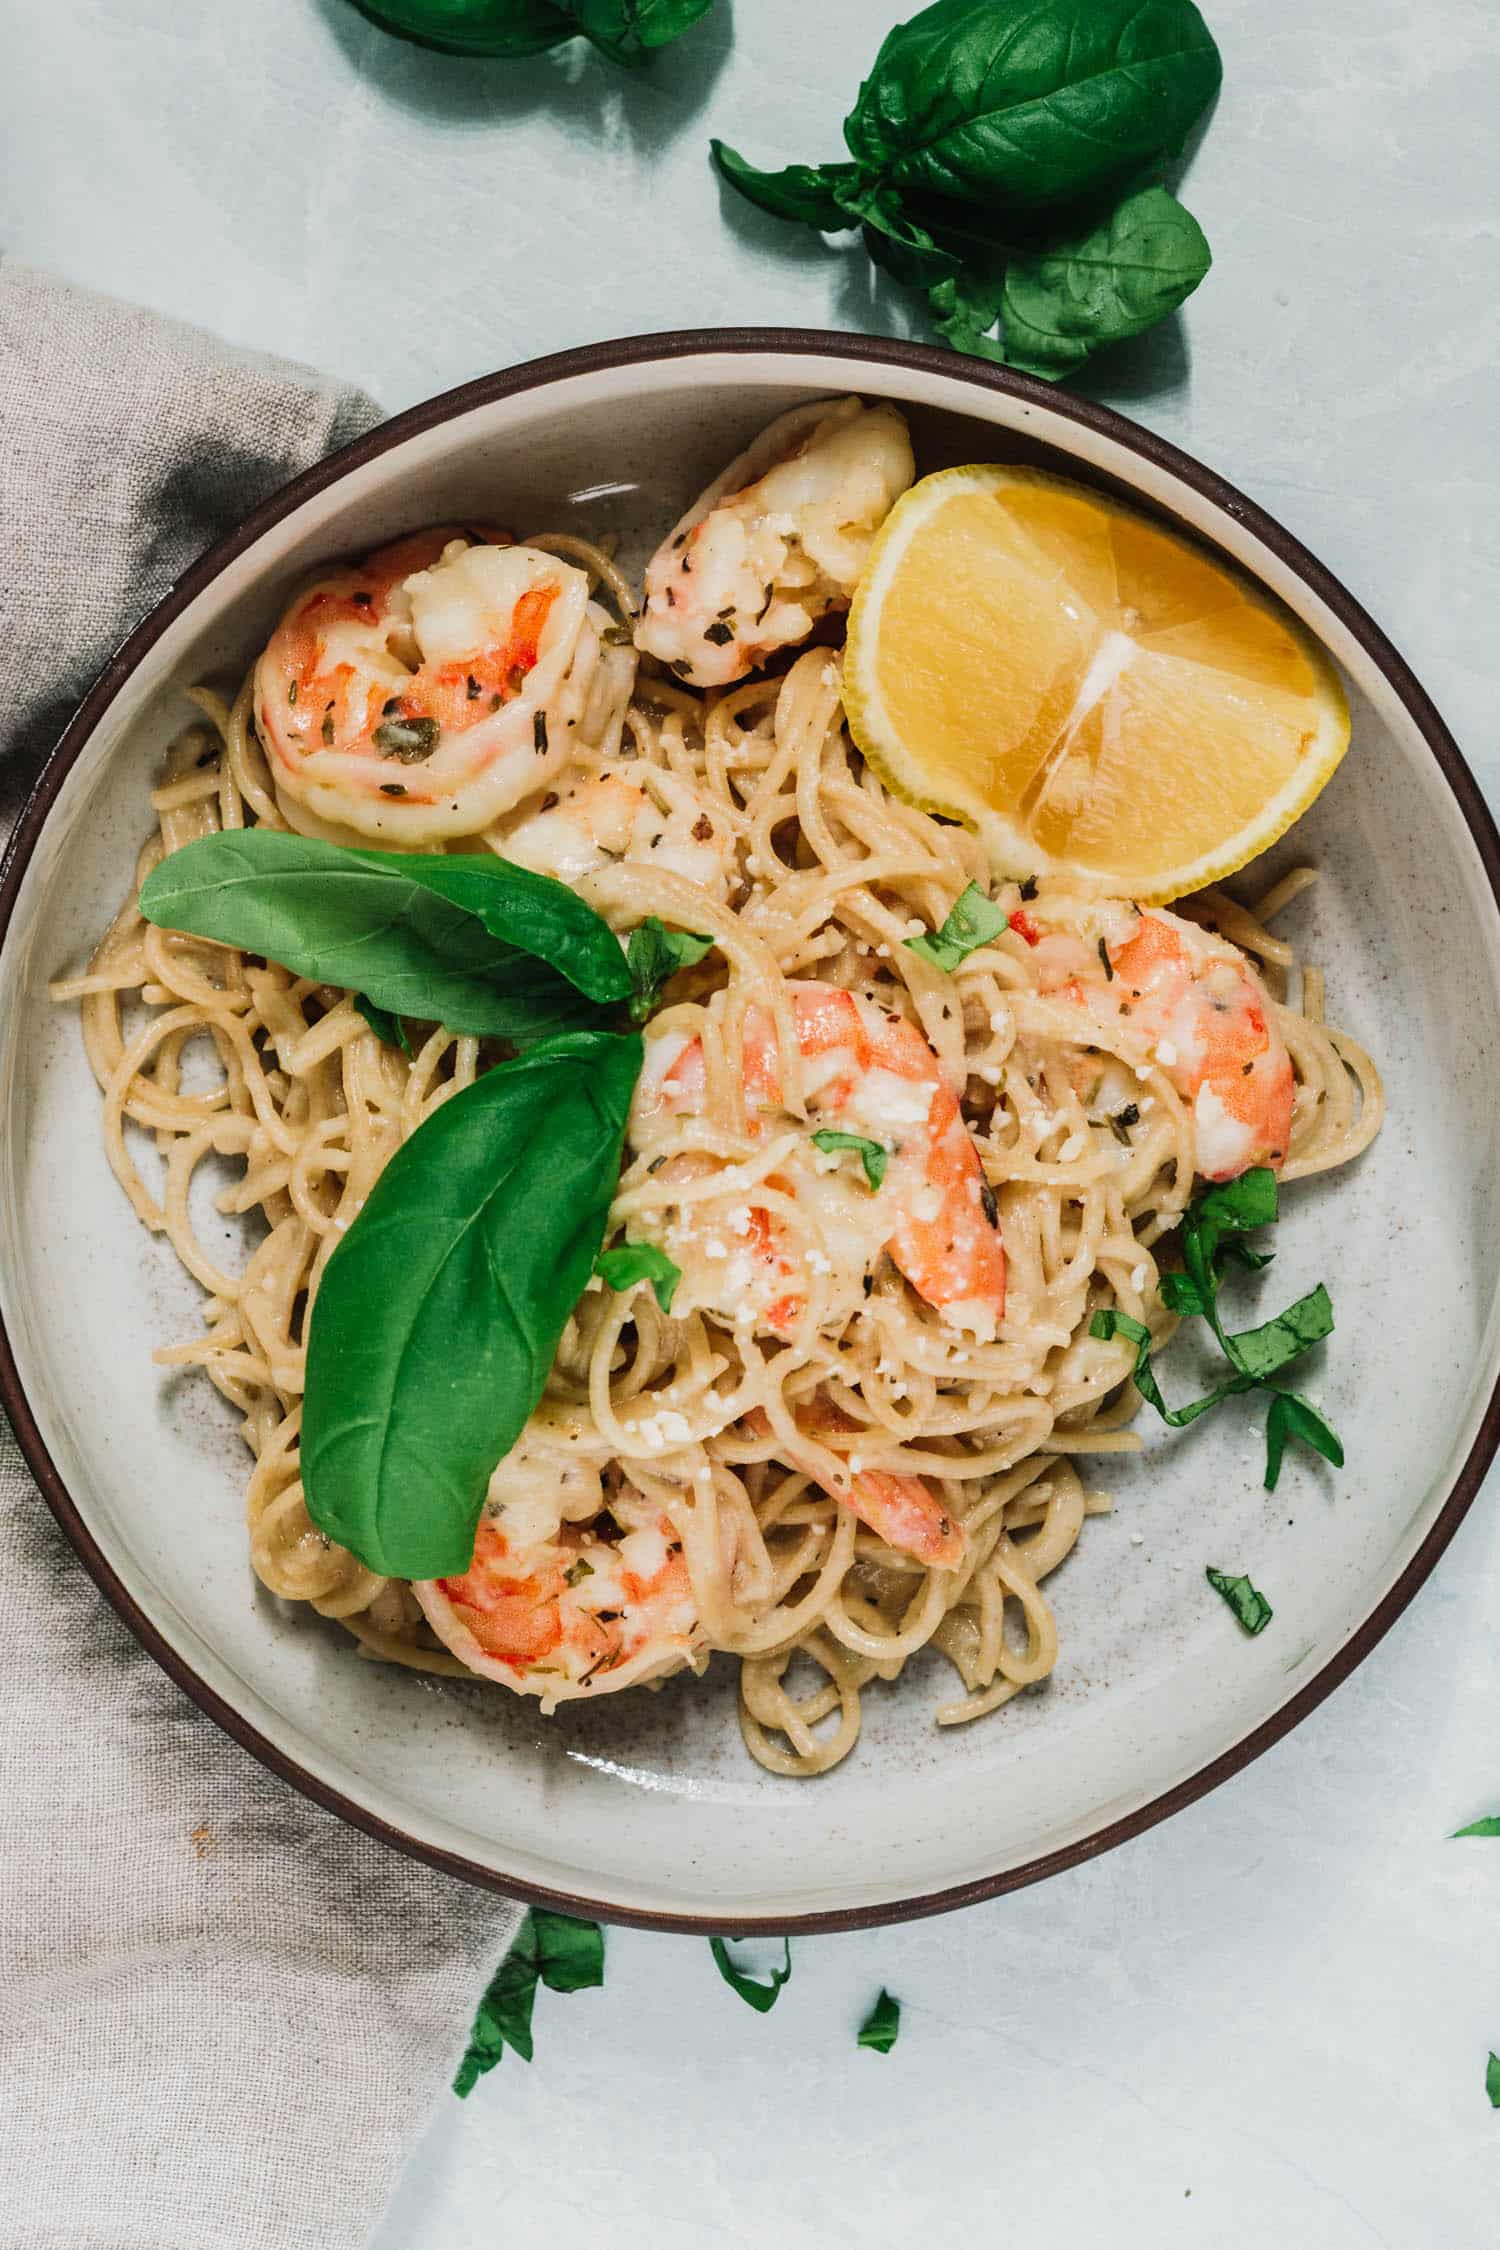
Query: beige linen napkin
0,260,519,2250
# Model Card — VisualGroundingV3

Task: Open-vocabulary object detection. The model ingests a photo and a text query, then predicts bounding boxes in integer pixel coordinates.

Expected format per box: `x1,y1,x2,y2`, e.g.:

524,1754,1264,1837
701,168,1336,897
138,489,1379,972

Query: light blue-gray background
7,2,1500,2244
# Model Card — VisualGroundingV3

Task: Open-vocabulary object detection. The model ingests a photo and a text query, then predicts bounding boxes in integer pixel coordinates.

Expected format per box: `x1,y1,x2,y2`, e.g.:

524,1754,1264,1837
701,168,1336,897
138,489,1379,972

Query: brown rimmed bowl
2,330,1497,1933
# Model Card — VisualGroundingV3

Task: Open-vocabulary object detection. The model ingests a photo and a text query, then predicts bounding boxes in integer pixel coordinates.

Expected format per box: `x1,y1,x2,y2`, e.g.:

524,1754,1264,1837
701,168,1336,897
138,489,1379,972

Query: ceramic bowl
3,332,1498,1932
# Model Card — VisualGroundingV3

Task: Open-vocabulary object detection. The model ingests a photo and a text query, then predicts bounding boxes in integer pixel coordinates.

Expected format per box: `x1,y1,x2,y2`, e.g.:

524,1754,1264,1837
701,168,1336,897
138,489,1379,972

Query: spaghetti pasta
56,531,1382,1778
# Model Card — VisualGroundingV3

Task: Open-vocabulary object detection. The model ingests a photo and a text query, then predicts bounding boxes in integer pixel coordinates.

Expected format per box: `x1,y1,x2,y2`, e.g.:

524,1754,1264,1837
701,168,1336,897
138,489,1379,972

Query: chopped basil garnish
1453,1816,1500,1839
626,917,714,1024
373,715,440,762
1093,1169,1343,1489
811,1129,887,1191
452,1909,604,2097
858,1989,901,2053
564,1557,594,1586
1097,936,1114,981
709,1936,792,2013
1205,1568,1273,1635
903,881,1007,973
1489,2054,1500,2110
702,619,735,646
594,1241,681,1314
1263,1389,1344,1489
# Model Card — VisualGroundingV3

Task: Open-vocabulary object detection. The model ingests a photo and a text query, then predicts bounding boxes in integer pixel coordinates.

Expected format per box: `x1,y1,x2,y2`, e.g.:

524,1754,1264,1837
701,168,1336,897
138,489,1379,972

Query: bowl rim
3,324,1498,1934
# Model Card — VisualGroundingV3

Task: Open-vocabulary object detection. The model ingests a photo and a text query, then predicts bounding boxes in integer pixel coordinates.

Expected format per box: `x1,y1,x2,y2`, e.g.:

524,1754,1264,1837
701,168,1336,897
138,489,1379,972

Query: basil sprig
453,1909,604,2097
709,1936,793,2013
712,0,1220,379
304,1030,640,1579
1090,1170,1344,1489
139,830,632,1043
353,0,716,66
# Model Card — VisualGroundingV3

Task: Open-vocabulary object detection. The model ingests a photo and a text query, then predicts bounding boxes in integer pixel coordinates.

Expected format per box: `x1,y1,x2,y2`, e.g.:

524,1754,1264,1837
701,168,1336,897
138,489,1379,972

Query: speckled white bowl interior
2,337,1498,1930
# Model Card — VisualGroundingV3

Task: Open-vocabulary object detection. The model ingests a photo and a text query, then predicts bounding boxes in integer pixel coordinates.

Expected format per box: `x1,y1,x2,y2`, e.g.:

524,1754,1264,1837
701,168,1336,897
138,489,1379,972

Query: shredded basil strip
1263,1389,1344,1490
709,1936,793,2013
1489,2054,1500,2110
354,993,413,1054
1205,1567,1273,1636
903,881,1007,973
139,828,632,1043
595,1241,682,1314
811,1129,888,1191
1453,1816,1500,1840
303,1029,641,1579
453,1909,604,2098
626,916,715,1024
858,1989,901,2053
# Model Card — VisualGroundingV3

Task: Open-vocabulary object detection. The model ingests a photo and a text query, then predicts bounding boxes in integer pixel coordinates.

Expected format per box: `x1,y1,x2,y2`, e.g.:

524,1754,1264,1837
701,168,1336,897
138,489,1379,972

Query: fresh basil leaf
354,993,413,1055
811,1130,888,1192
1091,1306,1250,1428
1453,1817,1500,1840
1226,1283,1333,1383
1205,1567,1273,1636
842,0,1222,213
711,141,861,229
595,1241,681,1314
303,1029,641,1580
453,1915,543,2094
999,184,1211,378
452,1909,604,2097
1488,2053,1500,2110
353,0,581,58
1263,1388,1344,1491
709,1936,793,2013
904,881,1007,972
139,830,631,1043
531,1909,606,1993
626,916,714,1023
567,0,715,63
858,1989,901,2053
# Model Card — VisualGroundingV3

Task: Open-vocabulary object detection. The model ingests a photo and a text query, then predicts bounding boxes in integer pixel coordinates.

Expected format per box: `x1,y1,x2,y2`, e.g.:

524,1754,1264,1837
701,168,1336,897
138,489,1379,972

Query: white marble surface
6,0,1500,2243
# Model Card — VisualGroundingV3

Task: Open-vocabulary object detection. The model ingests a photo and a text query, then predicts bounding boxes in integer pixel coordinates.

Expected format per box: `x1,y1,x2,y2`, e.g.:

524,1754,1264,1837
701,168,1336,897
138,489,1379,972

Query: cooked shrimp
412,1426,701,1705
635,397,914,688
630,980,1005,1341
255,529,634,846
498,764,736,898
742,1403,963,1567
1028,899,1294,1179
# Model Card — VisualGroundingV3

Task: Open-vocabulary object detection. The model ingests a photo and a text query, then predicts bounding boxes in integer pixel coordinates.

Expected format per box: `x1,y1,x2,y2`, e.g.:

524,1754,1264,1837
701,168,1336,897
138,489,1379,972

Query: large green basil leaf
843,0,1222,212
138,829,631,1042
351,0,578,57
999,183,1211,376
567,0,715,61
303,1029,641,1580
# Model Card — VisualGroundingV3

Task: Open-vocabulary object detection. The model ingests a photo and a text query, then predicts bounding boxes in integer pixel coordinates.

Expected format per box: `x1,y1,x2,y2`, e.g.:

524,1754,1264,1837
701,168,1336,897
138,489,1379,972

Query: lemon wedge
842,464,1350,902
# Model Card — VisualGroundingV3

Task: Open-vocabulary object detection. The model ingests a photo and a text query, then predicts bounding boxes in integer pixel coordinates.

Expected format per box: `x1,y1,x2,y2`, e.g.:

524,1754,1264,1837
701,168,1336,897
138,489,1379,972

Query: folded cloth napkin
0,261,519,2250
